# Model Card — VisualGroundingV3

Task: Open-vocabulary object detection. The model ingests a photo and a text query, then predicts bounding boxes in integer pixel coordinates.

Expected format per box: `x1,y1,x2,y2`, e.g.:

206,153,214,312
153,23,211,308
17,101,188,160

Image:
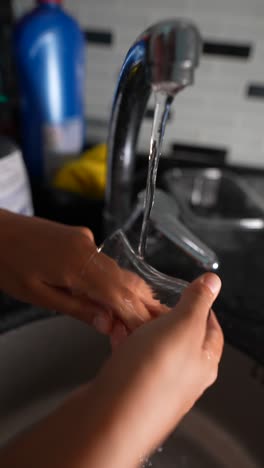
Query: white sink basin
0,315,263,467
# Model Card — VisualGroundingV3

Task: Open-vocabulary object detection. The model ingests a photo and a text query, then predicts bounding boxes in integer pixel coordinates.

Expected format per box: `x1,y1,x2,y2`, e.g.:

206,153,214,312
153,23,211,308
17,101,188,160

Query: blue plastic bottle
14,0,85,180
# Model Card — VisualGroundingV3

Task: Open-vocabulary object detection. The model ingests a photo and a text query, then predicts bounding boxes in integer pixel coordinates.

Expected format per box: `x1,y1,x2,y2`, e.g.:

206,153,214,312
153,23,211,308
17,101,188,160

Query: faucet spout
105,19,202,233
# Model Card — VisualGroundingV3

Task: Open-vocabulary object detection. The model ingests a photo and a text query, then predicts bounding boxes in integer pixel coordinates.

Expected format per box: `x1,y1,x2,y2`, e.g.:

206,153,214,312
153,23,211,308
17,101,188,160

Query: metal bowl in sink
163,168,264,251
0,315,263,467
162,168,264,328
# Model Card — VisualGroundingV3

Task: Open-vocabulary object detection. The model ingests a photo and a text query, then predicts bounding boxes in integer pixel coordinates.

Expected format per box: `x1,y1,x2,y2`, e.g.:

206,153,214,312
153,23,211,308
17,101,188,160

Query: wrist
83,370,163,468
77,379,140,468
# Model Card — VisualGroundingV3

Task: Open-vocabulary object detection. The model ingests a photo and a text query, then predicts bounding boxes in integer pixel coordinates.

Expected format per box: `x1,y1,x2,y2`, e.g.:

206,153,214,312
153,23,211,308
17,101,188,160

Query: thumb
174,273,221,334
203,310,224,364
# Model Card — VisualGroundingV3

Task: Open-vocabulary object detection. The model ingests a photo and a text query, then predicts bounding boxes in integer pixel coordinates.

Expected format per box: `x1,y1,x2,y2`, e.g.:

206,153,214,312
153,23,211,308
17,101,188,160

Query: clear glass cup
99,229,188,309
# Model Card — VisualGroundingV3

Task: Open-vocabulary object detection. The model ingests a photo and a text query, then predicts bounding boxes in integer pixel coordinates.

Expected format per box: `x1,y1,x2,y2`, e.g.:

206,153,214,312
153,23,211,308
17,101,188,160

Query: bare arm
0,273,223,468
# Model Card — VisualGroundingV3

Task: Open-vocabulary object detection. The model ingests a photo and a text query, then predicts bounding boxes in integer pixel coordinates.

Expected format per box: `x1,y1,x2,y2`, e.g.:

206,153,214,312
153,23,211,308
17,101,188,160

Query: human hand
0,210,163,339
89,272,224,466
0,273,223,468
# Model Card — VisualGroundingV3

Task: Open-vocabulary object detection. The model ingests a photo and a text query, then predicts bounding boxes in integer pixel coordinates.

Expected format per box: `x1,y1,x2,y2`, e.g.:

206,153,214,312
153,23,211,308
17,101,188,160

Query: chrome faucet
104,19,202,232
104,19,219,271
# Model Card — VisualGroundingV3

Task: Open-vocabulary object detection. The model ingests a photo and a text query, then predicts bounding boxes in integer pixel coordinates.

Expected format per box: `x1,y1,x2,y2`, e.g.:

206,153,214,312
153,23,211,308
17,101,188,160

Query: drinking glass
99,229,188,309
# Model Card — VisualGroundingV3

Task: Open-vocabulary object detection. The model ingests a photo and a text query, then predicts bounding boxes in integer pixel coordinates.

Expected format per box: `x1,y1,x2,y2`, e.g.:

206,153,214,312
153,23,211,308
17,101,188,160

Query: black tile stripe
84,29,113,45
203,41,251,58
83,30,251,58
171,142,227,164
247,84,264,98
0,1,13,20
145,108,172,120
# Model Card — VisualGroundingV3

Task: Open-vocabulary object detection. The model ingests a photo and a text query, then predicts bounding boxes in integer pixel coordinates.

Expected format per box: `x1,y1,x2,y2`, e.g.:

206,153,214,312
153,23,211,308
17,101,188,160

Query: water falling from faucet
138,91,173,258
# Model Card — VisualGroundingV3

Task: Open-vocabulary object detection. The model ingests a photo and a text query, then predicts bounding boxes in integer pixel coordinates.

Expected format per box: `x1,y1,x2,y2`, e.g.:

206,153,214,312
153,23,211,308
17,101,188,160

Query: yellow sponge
54,143,107,199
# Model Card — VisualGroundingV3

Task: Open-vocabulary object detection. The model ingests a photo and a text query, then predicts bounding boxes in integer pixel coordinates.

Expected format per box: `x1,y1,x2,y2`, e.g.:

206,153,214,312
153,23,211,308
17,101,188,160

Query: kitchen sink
162,168,264,251
28,165,264,363
0,315,263,467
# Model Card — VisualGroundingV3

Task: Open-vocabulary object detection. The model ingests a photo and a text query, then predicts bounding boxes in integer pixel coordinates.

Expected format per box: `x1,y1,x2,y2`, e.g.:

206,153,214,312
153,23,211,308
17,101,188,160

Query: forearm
0,381,141,468
0,208,14,248
0,208,17,231
0,209,18,292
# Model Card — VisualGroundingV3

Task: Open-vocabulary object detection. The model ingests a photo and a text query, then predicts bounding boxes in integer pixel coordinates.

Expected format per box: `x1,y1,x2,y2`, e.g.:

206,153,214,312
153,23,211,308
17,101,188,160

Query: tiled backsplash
13,0,264,167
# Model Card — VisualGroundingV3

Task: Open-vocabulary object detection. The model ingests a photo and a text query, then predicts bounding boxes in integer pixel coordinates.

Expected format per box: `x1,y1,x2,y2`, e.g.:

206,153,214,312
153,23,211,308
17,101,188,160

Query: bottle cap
37,0,62,5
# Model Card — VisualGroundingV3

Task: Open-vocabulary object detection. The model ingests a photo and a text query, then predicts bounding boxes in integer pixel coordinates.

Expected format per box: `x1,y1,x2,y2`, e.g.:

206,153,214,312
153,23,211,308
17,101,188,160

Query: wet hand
92,273,224,465
0,210,163,339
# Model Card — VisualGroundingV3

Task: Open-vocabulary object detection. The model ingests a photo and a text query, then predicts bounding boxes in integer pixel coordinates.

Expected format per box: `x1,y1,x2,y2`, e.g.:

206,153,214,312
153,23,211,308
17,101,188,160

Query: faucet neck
104,20,201,235
105,57,151,231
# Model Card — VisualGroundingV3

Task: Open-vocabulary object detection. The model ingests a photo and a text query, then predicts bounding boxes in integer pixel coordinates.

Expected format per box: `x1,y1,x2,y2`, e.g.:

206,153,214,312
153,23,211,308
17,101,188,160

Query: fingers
78,253,152,330
199,311,224,389
123,271,170,317
32,281,132,348
110,321,128,349
203,311,224,364
29,281,115,329
75,226,95,243
175,273,221,332
75,238,167,330
35,281,133,350
93,312,113,335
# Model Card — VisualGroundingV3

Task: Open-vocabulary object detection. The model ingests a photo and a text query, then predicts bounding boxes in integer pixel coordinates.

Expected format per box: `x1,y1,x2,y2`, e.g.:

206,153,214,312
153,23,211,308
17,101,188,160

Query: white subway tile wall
13,0,264,166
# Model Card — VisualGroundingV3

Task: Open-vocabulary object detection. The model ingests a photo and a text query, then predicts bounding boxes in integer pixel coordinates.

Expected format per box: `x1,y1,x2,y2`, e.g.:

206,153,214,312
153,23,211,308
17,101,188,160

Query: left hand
0,210,165,342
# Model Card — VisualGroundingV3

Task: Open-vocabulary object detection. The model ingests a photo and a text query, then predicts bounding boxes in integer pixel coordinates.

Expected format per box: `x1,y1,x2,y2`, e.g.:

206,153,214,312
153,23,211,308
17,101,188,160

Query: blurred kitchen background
1,6,264,466
8,0,264,167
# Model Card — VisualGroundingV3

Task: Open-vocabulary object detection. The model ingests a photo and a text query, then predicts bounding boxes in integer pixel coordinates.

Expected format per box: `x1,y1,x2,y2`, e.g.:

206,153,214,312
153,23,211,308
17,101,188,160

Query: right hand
0,273,224,468
91,272,224,466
